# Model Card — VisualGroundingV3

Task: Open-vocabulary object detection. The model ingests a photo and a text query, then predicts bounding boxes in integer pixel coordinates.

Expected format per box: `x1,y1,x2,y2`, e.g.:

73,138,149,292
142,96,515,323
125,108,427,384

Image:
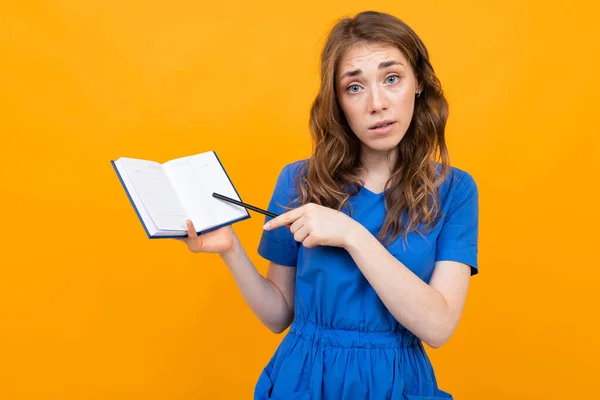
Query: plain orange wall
1,1,598,399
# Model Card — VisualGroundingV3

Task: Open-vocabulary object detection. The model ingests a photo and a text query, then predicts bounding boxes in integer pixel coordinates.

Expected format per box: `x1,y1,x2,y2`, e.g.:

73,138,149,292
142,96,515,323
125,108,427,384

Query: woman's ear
416,81,423,97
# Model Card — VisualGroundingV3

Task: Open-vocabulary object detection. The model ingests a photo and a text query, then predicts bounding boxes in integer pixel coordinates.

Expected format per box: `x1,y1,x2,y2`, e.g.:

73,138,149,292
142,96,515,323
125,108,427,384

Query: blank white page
163,152,248,231
119,158,188,231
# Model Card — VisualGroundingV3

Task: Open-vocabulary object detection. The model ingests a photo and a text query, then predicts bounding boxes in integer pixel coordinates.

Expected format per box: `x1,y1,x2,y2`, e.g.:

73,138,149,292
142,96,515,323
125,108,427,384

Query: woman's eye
347,84,361,93
386,75,399,84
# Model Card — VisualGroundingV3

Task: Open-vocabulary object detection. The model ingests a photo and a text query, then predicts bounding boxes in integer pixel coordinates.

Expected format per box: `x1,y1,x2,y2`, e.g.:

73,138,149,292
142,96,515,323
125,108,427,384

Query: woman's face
336,42,421,154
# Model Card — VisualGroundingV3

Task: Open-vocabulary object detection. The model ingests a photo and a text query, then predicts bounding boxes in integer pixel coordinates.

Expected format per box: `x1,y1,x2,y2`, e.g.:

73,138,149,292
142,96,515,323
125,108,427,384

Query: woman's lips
369,121,396,135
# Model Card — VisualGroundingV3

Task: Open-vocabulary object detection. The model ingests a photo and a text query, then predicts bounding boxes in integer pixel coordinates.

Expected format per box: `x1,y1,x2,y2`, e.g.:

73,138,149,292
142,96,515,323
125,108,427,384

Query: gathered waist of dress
288,320,421,349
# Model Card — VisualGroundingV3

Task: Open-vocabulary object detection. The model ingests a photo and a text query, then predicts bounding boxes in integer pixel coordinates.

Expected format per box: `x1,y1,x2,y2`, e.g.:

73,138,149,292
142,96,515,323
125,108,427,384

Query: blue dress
255,160,479,400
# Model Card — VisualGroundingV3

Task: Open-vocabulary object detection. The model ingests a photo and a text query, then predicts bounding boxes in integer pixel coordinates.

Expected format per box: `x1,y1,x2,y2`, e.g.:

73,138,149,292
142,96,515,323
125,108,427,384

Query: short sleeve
257,162,302,267
435,171,479,275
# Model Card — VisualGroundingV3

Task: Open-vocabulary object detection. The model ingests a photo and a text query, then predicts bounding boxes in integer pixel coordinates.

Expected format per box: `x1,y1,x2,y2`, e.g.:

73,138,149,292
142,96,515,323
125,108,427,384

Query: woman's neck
359,147,398,191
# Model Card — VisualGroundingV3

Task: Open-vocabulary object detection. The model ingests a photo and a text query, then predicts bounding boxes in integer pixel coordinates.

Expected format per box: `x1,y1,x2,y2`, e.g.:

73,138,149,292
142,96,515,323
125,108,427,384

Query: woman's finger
302,232,318,248
186,220,197,238
264,206,306,230
293,223,310,243
289,215,306,235
186,220,204,251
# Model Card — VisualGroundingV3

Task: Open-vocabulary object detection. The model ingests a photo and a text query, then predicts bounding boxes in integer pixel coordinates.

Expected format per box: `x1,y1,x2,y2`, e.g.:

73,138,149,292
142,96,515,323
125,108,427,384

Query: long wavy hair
291,11,451,247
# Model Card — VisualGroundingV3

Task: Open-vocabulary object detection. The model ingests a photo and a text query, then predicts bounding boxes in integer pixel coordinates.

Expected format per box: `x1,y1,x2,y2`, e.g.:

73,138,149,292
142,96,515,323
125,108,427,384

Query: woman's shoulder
437,162,476,185
278,158,310,181
433,161,478,205
283,158,310,172
269,158,310,192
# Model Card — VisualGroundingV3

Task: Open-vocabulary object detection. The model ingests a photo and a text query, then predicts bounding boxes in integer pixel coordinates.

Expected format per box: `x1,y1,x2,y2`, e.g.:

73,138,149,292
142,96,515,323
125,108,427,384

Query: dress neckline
359,185,387,196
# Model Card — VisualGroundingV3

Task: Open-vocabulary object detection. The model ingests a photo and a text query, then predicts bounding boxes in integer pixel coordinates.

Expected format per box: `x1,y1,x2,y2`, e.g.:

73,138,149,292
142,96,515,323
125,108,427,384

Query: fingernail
263,222,271,230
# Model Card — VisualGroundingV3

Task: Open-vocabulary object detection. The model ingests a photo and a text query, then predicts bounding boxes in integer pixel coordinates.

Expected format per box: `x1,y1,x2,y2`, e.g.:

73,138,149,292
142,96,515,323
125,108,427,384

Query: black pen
212,192,280,219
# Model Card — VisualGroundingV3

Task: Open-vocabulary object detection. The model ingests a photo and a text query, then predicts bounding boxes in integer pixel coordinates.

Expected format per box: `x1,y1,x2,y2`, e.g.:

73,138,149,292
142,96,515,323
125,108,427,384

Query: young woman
179,10,479,400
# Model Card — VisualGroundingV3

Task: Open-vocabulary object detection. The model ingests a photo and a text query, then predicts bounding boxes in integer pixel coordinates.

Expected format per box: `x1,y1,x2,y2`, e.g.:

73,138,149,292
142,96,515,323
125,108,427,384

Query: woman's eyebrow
340,60,403,80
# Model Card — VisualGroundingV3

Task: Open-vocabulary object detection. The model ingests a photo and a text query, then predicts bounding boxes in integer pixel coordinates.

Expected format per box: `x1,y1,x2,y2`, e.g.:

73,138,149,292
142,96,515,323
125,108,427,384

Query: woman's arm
179,221,295,334
343,224,471,348
220,230,296,334
263,203,473,348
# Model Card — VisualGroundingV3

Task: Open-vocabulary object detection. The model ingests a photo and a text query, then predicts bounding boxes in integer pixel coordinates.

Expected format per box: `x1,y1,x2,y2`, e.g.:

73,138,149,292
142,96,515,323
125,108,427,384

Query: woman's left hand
263,203,360,249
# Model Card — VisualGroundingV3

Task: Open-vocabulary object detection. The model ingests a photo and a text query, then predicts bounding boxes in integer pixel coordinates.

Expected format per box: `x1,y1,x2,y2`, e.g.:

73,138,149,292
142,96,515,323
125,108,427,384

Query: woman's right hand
177,220,235,254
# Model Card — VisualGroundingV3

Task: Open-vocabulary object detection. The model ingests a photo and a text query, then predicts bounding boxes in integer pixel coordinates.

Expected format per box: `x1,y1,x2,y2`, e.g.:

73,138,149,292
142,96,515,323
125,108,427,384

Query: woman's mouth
369,121,396,135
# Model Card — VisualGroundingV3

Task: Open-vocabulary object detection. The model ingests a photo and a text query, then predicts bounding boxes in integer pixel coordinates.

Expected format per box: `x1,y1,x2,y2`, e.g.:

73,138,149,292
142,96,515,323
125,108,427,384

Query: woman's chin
363,137,404,153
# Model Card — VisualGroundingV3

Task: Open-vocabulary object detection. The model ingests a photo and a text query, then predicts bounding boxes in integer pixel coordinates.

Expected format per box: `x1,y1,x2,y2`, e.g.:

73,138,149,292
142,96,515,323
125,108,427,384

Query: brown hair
292,10,451,247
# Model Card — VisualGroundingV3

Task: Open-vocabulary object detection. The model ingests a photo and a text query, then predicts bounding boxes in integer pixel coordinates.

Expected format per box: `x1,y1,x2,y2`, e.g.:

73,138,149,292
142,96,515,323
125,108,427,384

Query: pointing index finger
263,207,304,230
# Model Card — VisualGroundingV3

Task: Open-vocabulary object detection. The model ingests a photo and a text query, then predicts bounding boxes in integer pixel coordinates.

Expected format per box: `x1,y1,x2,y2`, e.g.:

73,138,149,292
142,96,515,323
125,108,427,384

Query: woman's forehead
337,44,409,74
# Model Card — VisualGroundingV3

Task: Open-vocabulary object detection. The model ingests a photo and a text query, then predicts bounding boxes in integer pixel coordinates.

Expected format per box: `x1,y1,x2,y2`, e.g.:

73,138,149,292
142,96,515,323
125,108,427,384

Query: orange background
1,1,598,399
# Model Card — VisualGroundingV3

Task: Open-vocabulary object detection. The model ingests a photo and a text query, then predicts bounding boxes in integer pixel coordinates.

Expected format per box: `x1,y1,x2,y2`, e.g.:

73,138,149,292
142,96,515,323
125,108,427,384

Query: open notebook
111,151,250,238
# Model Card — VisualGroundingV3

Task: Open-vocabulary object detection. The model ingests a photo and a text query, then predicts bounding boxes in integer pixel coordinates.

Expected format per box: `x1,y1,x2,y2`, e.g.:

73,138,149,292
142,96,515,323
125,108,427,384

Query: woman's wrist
218,228,239,261
343,218,368,250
